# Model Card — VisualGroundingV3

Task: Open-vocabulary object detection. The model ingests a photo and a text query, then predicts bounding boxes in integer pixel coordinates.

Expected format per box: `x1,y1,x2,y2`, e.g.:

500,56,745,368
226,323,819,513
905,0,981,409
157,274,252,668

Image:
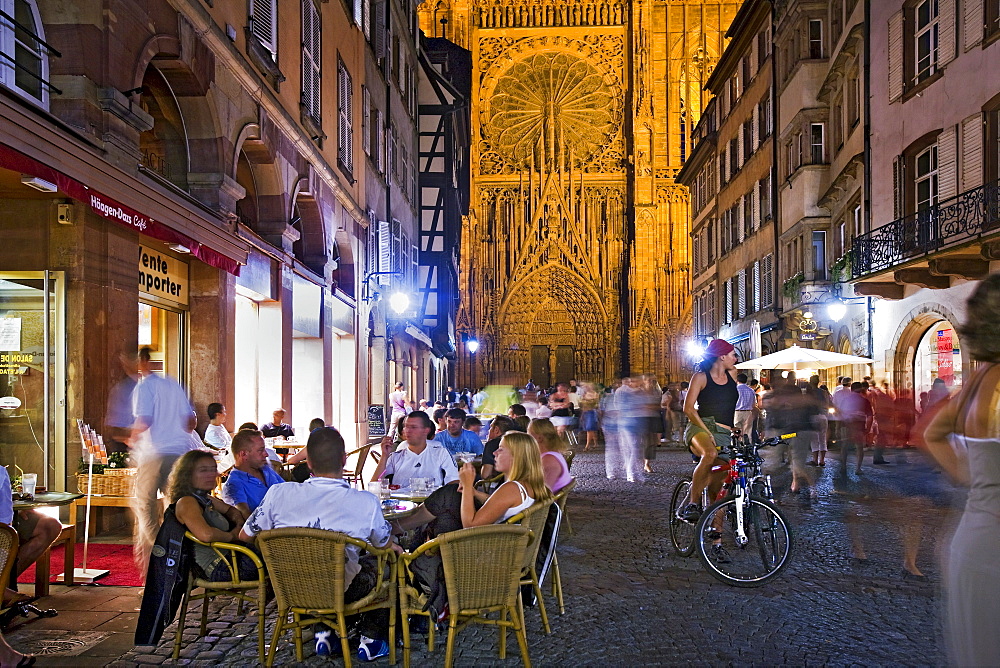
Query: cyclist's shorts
684,416,731,461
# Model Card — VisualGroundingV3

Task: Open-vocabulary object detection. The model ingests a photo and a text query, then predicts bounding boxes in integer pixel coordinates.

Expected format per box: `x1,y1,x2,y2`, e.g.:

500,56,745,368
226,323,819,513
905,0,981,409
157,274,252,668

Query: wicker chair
474,472,505,494
0,524,18,593
549,478,576,614
397,524,534,668
173,533,267,664
504,500,554,635
256,528,397,668
344,443,374,486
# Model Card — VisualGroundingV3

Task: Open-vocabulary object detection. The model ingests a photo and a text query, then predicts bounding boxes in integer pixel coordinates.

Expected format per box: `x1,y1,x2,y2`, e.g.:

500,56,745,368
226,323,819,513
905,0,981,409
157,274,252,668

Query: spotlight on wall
21,175,58,193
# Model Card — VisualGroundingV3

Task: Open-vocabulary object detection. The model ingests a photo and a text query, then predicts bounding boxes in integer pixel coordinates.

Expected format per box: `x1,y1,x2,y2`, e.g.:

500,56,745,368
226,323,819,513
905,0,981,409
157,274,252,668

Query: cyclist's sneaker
314,630,340,657
711,544,732,564
680,503,702,523
358,635,389,662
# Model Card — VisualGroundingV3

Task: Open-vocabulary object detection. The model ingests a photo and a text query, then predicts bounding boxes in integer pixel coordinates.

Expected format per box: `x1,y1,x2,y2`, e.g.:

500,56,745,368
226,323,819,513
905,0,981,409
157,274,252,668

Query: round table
13,491,82,511
381,499,418,520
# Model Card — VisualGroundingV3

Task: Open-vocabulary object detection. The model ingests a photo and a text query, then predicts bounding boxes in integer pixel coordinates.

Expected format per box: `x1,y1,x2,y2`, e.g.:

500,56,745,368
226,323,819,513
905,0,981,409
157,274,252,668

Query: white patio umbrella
735,345,873,371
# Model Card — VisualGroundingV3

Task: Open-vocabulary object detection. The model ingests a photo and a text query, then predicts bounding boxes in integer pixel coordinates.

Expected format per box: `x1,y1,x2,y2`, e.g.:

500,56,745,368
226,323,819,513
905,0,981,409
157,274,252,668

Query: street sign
367,404,386,437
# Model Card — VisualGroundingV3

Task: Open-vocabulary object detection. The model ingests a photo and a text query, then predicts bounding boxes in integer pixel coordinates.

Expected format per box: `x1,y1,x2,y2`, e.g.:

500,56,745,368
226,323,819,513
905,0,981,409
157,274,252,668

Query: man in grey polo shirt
371,411,458,488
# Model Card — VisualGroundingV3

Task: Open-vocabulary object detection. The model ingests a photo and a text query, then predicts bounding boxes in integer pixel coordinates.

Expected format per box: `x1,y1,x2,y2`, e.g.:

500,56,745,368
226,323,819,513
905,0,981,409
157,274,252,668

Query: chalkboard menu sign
367,405,386,437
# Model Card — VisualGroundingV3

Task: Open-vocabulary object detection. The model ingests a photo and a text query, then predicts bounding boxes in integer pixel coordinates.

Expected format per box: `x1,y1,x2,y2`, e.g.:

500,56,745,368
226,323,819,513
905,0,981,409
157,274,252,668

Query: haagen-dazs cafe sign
139,245,189,306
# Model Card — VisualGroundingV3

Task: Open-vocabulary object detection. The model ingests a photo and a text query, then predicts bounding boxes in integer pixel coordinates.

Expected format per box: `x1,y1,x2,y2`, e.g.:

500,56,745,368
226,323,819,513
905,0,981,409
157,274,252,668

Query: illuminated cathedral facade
420,0,741,386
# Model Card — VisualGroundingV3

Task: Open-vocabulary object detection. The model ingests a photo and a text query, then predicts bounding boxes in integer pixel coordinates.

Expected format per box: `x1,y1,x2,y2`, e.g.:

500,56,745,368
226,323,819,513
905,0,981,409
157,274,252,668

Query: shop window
913,320,962,402
138,66,190,190
0,0,53,107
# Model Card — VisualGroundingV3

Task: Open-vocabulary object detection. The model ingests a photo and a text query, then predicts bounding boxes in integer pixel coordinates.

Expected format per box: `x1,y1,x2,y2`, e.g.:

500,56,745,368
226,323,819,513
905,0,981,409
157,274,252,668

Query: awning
0,138,243,275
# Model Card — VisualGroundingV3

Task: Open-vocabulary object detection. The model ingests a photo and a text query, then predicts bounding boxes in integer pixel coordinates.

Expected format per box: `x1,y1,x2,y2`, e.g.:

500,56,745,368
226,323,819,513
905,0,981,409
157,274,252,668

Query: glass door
0,272,65,490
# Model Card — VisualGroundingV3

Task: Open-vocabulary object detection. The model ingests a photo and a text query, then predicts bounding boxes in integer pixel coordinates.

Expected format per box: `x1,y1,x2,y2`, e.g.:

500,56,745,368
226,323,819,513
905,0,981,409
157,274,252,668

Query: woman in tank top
457,431,553,526
679,338,740,524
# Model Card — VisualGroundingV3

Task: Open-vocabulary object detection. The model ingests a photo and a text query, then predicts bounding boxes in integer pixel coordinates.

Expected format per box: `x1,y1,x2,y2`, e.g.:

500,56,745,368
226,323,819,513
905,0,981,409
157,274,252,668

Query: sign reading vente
139,245,189,306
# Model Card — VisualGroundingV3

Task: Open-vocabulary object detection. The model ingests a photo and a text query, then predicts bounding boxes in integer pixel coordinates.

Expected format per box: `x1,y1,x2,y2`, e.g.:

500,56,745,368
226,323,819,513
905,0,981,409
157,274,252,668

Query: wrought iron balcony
852,179,1000,277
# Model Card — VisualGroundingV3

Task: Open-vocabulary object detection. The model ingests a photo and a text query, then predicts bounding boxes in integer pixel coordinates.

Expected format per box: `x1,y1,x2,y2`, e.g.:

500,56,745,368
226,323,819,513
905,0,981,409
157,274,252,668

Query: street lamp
388,291,410,315
827,300,848,322
466,338,480,353
685,340,706,358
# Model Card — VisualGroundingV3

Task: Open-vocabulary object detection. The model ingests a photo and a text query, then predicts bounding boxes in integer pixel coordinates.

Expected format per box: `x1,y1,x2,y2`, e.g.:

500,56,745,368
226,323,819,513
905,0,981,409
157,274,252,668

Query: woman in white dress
924,274,1000,667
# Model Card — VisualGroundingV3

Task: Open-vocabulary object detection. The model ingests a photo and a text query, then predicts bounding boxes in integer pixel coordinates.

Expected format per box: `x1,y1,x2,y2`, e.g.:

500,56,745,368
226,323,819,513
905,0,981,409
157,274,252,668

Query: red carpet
17,543,144,587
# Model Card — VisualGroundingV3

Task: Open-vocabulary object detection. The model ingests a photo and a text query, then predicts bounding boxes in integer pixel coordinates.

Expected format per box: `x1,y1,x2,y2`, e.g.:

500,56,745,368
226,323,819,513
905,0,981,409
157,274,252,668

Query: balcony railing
852,179,1000,277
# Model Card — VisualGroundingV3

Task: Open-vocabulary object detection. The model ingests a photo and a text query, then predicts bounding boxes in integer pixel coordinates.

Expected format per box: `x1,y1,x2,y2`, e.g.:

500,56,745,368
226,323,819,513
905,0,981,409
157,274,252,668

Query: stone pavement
22,446,957,666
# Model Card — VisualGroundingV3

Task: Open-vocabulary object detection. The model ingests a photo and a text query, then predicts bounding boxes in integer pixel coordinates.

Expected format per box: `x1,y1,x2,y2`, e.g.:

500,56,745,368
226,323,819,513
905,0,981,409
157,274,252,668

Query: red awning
0,143,241,276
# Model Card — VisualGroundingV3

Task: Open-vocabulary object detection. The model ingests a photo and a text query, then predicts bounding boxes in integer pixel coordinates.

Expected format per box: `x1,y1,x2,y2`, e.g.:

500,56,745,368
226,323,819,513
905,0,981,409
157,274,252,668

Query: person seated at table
526,418,573,493
240,427,397,661
508,404,530,431
309,418,325,432
480,415,518,480
464,416,483,439
390,431,552,539
432,408,448,433
0,466,61,607
221,430,286,519
432,409,484,456
261,408,295,460
170,450,258,582
371,412,458,489
203,402,233,472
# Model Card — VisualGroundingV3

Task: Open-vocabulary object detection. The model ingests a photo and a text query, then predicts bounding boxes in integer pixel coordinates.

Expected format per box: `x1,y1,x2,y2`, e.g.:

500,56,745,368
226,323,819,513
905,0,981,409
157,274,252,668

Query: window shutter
708,286,716,331
892,154,905,218
367,210,377,276
938,124,958,200
762,254,774,309
887,11,904,102
939,0,957,68
377,109,385,173
338,64,353,170
354,0,363,29
964,0,984,50
250,0,278,57
752,103,759,150
724,280,733,324
961,113,984,191
363,0,371,38
373,0,387,59
362,87,370,155
410,243,419,295
753,261,761,313
737,268,747,319
377,219,392,284
301,0,321,122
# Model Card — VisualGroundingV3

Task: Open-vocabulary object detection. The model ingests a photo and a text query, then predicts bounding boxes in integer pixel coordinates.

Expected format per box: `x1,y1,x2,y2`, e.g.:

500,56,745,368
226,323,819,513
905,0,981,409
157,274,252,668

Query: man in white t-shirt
371,411,459,488
241,427,395,658
130,347,197,569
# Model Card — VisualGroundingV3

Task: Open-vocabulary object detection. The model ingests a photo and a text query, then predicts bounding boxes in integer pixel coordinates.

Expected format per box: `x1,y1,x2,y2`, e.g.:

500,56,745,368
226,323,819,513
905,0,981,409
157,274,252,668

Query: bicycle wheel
694,495,793,587
668,476,696,557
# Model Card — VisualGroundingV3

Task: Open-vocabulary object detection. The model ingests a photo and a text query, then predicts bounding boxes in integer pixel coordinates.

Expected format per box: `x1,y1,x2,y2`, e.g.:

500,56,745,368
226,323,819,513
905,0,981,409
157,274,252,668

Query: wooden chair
504,500,554,635
344,443,374,486
397,524,534,668
33,522,76,596
549,478,576,614
172,533,267,664
256,528,397,668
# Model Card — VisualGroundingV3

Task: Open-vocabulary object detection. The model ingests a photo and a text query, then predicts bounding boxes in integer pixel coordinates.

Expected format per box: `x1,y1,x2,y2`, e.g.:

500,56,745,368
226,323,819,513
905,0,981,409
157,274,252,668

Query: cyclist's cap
704,338,735,357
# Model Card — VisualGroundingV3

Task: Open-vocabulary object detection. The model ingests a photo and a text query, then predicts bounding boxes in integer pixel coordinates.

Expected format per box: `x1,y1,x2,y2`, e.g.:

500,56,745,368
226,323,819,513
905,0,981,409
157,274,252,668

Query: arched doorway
892,306,967,410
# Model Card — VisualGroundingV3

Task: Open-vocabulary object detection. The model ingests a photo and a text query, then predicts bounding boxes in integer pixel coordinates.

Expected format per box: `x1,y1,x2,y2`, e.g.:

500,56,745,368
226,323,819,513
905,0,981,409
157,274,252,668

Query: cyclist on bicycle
680,338,740,523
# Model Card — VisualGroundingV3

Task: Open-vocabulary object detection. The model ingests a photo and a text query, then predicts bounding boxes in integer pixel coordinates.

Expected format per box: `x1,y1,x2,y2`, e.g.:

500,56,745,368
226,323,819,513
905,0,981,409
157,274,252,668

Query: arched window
138,66,189,189
0,0,53,107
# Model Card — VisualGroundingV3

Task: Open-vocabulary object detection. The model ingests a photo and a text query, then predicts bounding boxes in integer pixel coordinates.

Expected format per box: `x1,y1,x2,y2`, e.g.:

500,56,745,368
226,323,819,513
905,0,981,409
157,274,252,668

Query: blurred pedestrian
806,375,832,466
104,350,139,454
924,274,1000,666
578,382,601,451
602,384,624,480
833,381,872,475
130,347,197,572
388,382,408,437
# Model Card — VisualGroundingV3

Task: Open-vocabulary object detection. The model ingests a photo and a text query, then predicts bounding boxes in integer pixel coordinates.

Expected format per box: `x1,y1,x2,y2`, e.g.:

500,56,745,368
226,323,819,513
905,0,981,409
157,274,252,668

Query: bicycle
669,431,795,587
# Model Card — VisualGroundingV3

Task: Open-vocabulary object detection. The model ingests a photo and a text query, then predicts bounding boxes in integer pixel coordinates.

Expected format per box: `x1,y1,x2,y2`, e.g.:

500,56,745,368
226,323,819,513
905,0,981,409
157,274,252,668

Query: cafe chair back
173,532,267,664
256,528,397,668
0,524,18,596
344,443,374,486
549,478,576,614
504,499,555,634
474,472,505,494
397,524,534,668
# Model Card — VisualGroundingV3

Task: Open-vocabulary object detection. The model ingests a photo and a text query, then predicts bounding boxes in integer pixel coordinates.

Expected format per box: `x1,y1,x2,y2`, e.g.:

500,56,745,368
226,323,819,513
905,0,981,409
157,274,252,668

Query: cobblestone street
99,446,957,667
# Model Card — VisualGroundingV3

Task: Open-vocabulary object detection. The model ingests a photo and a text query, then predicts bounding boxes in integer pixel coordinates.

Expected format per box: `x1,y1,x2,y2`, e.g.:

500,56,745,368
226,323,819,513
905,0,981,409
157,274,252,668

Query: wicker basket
76,468,137,496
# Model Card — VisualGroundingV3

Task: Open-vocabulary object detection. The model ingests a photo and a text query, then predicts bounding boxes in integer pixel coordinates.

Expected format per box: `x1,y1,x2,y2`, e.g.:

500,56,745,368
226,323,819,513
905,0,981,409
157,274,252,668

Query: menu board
367,404,386,437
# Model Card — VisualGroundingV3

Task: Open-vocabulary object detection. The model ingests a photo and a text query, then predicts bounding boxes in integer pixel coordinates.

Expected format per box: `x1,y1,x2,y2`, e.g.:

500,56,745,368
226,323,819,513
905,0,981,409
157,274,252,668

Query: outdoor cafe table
13,491,83,596
381,498,418,521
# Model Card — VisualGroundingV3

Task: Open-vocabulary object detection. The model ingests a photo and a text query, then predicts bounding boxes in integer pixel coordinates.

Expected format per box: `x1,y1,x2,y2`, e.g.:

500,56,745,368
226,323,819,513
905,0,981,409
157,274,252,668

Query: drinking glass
367,482,381,498
21,473,36,496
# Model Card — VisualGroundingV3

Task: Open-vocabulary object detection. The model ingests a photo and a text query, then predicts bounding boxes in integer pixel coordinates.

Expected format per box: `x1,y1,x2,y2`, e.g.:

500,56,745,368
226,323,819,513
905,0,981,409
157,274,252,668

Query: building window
846,72,860,127
989,1,1000,41
987,106,1000,185
743,119,753,161
719,149,727,187
808,19,824,59
852,202,863,239
757,29,769,69
707,285,717,331
337,61,353,173
0,0,52,107
812,230,827,280
362,86,370,155
914,0,938,84
810,123,825,163
300,0,321,125
759,175,771,222
758,96,771,140
729,137,739,177
831,98,844,151
915,144,938,211
761,254,774,308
